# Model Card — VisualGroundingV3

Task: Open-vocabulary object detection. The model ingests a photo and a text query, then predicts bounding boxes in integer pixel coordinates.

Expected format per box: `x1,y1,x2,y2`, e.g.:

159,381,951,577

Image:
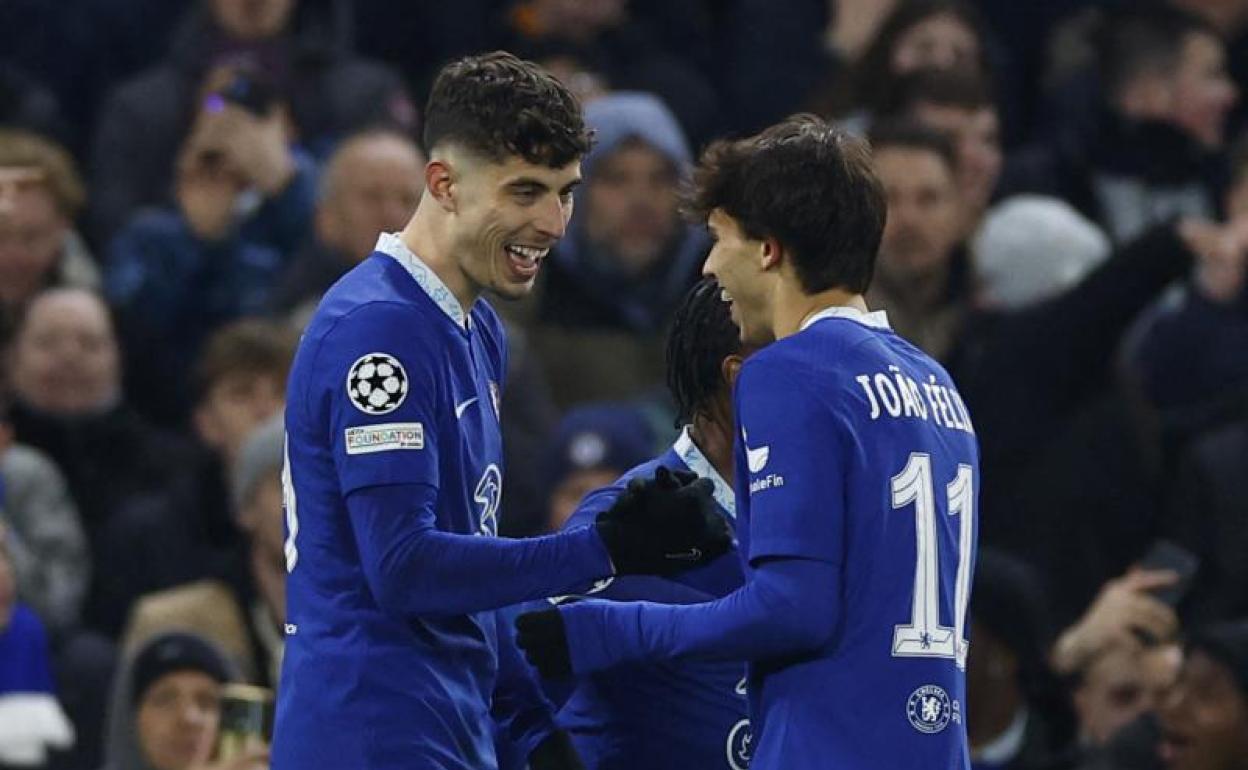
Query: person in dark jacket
88,0,413,244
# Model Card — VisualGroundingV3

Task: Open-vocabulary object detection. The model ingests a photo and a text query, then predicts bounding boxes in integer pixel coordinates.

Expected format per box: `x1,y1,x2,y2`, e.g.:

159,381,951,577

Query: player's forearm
349,484,614,616
560,558,839,674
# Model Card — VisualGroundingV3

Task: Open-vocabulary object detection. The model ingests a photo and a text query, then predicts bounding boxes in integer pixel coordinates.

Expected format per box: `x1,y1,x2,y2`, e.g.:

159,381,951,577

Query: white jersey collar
799,304,890,332
376,232,471,330
673,427,735,519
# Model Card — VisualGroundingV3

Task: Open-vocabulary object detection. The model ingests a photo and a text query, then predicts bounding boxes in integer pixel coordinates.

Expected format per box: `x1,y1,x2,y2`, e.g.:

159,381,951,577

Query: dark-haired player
273,52,729,770
517,115,980,769
549,278,753,769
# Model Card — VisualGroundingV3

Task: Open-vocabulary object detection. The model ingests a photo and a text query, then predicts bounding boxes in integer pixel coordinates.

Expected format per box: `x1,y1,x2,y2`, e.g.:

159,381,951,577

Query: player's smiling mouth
504,244,549,277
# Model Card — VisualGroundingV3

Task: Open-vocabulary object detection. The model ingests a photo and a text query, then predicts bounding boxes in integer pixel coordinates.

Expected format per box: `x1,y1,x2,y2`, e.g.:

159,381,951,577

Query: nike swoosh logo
664,548,703,562
454,397,479,418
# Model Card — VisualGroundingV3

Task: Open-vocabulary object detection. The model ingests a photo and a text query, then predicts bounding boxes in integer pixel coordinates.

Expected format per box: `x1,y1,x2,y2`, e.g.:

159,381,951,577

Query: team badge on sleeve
347,353,409,415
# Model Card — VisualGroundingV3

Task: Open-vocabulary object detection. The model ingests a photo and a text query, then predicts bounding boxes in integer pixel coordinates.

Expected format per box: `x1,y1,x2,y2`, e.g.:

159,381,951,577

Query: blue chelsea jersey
273,233,509,769
733,307,980,770
558,431,752,770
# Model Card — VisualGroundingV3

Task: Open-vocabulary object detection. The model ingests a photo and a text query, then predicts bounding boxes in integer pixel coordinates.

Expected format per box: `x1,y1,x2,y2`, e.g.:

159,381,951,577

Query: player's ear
721,354,745,390
424,158,457,213
760,237,783,271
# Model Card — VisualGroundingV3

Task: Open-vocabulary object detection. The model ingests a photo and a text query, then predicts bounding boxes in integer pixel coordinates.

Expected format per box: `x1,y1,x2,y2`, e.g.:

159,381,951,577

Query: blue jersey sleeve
492,608,559,761
736,354,852,565
310,301,442,496
558,558,840,672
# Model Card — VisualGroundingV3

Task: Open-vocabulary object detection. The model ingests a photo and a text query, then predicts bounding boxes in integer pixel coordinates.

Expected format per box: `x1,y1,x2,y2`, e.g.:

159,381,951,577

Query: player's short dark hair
878,67,995,121
1097,5,1216,101
422,51,593,168
687,114,886,295
666,278,741,427
193,319,298,402
868,119,959,174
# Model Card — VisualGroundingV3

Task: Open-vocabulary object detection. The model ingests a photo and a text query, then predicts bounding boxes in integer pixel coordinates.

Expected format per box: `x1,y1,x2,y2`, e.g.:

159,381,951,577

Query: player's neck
399,204,480,317
772,279,868,340
689,416,734,487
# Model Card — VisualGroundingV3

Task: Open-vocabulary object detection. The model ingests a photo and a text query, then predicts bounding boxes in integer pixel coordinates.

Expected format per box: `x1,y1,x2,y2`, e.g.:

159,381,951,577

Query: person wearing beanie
99,631,261,770
541,404,656,533
533,91,710,407
1158,621,1248,770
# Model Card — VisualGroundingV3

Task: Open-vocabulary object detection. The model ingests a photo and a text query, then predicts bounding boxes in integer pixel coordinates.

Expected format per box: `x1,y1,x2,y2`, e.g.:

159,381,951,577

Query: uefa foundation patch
345,423,424,455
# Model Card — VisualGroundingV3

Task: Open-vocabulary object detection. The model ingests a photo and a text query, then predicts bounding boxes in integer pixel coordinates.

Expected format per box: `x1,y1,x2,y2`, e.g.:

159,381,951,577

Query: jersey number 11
890,453,974,670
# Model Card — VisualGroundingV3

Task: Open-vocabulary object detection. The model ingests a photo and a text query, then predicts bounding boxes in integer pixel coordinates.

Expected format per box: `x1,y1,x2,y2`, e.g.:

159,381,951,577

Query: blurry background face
242,475,287,621
0,172,67,307
891,13,980,75
1171,32,1238,149
136,671,222,770
548,467,621,531
11,291,121,416
584,139,681,275
1160,651,1248,770
913,103,1002,218
317,135,426,264
195,374,284,464
1075,643,1182,746
209,0,296,41
875,147,963,281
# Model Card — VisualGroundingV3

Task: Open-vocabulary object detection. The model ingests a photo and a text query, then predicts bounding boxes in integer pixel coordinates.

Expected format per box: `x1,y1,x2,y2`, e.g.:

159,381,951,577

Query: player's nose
533,195,568,241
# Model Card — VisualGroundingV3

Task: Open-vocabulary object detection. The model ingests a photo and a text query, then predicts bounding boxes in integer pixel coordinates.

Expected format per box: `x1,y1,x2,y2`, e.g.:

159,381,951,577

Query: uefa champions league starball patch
346,352,409,415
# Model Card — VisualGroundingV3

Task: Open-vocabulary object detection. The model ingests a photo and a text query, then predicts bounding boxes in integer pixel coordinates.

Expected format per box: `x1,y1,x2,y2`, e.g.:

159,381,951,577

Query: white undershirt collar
673,426,735,519
799,304,890,332
375,232,471,330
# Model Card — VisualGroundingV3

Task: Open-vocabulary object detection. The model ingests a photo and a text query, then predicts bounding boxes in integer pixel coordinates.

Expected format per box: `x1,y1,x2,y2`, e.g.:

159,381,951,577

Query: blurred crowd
1,1,1247,769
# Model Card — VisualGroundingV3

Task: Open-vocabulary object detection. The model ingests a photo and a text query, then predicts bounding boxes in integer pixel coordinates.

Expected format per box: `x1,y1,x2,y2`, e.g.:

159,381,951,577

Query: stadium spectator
1127,140,1248,415
821,0,991,128
541,403,655,534
967,549,1076,770
0,398,89,636
1030,5,1237,245
0,130,99,348
103,97,316,427
534,92,707,406
0,524,76,769
98,631,265,770
1072,641,1181,750
124,414,287,687
273,128,425,321
96,320,296,638
88,0,413,243
866,120,970,360
1156,621,1248,770
878,67,1005,235
5,288,191,632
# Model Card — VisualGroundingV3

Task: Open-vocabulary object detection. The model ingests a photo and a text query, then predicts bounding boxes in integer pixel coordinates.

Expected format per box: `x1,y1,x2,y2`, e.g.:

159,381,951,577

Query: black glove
594,465,732,575
515,608,572,679
528,729,586,770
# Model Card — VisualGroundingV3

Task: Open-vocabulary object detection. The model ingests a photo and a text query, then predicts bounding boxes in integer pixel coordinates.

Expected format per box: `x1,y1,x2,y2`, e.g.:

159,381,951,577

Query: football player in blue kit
549,278,754,769
517,115,980,770
272,52,730,770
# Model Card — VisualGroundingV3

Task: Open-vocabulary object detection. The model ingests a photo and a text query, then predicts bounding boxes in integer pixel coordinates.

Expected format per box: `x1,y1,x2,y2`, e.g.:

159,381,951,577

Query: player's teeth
721,289,733,302
507,245,547,260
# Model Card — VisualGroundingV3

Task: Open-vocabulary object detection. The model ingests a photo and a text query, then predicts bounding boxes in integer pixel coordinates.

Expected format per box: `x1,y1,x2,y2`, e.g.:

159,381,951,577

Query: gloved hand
594,466,731,575
515,608,572,679
528,729,586,770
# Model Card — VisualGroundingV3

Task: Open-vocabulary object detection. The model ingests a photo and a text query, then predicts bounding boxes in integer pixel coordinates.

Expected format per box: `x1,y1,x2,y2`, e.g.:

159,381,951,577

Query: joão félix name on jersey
854,366,975,434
